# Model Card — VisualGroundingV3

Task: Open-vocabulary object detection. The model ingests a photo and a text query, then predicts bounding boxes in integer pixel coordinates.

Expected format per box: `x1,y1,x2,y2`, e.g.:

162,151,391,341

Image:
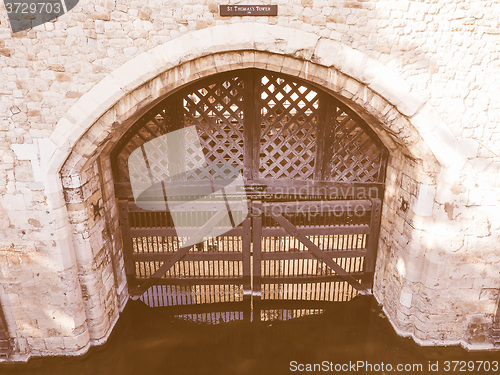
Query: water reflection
2,296,498,375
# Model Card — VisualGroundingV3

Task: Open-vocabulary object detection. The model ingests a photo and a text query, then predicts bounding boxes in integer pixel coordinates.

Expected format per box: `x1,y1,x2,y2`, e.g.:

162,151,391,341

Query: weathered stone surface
0,0,498,362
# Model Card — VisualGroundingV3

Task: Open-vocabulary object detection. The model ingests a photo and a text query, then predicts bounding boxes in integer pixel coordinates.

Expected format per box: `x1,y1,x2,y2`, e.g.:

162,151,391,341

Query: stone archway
43,23,474,351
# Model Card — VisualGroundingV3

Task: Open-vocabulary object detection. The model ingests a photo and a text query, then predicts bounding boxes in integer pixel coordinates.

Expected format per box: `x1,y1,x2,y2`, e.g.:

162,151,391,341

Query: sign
237,185,268,192
219,5,278,16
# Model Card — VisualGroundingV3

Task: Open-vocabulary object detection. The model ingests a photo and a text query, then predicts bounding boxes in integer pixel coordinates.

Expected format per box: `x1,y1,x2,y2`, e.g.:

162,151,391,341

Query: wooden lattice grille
258,73,320,180
115,113,170,184
112,69,387,309
112,68,388,196
324,107,385,183
183,75,245,180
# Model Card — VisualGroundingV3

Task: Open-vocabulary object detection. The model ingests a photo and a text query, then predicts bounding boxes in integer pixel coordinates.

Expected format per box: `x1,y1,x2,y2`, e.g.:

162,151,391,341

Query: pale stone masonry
0,0,499,361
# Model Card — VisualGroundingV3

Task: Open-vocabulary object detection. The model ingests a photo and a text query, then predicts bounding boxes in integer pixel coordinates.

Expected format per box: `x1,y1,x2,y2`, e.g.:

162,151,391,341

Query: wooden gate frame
121,199,252,300
251,199,382,299
112,68,388,308
123,197,381,305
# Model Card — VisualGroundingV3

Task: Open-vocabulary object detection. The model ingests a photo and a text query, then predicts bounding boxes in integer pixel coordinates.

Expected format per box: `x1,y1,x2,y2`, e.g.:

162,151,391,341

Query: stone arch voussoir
49,23,467,180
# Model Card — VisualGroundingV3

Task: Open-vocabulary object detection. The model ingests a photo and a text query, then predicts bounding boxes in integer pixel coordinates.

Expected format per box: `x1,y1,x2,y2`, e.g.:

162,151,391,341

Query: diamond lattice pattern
115,71,387,187
116,113,169,183
183,76,245,180
258,74,319,180
327,110,383,183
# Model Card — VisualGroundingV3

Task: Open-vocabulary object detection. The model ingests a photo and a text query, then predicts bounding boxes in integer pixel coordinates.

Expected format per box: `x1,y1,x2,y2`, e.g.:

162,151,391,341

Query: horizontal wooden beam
132,252,244,262
130,226,245,237
132,277,244,287
114,181,385,200
260,249,367,260
259,273,363,285
261,225,370,237
262,200,372,213
127,199,249,213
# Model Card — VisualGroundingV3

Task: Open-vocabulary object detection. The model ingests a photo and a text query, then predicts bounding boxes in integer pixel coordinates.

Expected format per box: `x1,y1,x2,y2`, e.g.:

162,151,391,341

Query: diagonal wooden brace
267,210,370,295
130,244,193,299
130,209,230,299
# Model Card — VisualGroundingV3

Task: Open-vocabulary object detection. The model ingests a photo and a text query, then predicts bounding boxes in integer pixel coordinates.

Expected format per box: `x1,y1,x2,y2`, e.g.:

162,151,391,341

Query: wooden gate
112,69,388,317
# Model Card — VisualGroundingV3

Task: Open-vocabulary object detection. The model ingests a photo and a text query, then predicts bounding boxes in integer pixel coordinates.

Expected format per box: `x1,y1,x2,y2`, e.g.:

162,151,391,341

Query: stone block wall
0,0,498,360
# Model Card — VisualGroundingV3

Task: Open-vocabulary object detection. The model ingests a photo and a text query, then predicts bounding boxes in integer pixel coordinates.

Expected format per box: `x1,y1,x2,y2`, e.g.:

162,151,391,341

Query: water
2,296,498,375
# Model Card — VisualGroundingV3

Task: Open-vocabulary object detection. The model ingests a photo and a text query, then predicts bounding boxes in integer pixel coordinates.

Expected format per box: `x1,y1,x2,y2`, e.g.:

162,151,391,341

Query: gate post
251,201,262,321
363,198,382,291
242,207,252,321
118,200,136,290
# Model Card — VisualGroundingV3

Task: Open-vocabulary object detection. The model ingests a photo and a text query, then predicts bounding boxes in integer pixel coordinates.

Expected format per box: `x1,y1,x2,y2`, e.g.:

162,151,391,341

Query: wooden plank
252,201,263,298
129,197,246,213
130,226,245,237
114,180,385,201
262,200,372,213
260,249,367,260
242,215,252,321
139,277,244,286
249,180,384,200
241,215,252,295
261,273,363,284
130,227,177,236
268,211,369,294
252,71,262,179
261,225,370,237
118,200,136,280
132,249,365,262
314,92,328,181
129,244,194,298
320,97,337,180
362,198,382,288
132,252,243,262
243,70,255,180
